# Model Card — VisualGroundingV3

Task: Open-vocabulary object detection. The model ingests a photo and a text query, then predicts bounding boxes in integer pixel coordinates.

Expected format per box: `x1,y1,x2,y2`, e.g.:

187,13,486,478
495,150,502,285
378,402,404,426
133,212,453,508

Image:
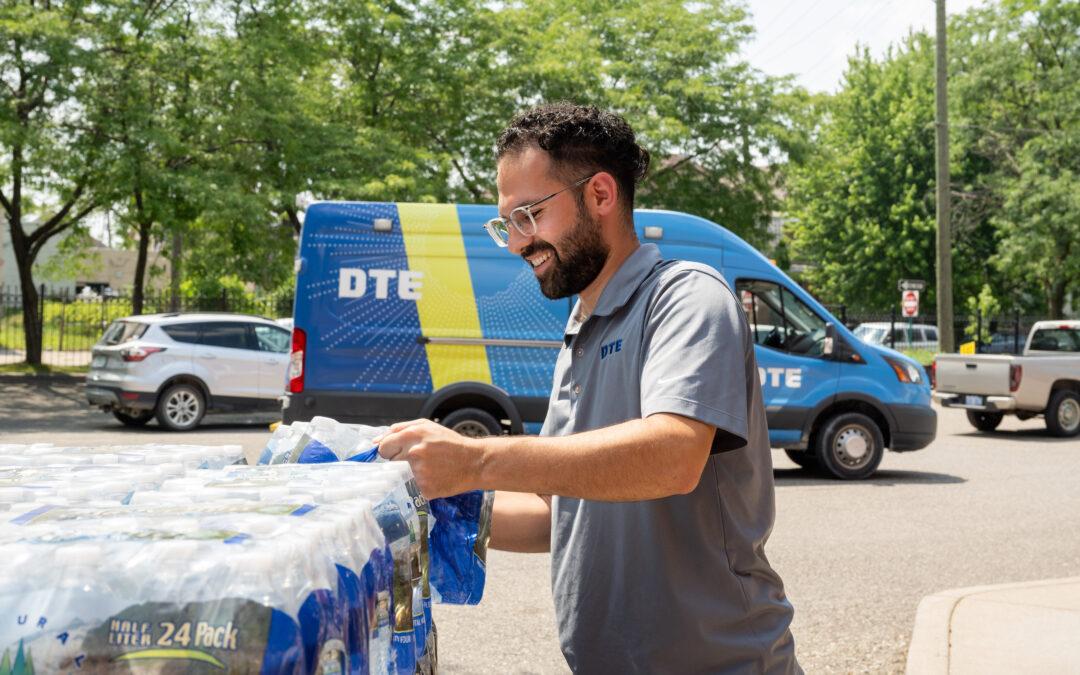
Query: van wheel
966,410,1004,432
156,383,206,431
816,412,884,480
1045,390,1080,437
783,449,819,470
113,409,154,427
440,408,502,438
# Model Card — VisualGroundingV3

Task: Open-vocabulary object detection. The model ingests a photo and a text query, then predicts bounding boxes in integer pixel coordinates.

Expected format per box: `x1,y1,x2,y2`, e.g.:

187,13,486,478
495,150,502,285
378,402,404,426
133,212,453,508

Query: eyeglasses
483,173,596,247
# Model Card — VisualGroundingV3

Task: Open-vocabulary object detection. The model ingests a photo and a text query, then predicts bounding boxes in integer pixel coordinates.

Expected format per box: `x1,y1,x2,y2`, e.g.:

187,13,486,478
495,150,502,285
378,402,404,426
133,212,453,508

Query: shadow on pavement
0,378,276,434
955,429,1079,443
773,467,967,487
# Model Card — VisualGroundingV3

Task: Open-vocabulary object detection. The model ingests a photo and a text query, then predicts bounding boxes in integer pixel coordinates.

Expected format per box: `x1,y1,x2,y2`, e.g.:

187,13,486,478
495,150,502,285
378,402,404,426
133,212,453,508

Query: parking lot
2,376,1078,673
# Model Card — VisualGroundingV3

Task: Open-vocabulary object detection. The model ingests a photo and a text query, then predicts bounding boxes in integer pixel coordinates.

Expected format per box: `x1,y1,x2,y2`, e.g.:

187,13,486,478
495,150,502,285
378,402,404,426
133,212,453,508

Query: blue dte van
284,202,936,479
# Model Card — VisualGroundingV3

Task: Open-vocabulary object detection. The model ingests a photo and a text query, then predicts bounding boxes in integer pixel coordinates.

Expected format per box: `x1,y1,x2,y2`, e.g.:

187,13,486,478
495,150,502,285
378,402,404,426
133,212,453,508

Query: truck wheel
155,383,206,431
1045,390,1080,437
113,409,154,427
783,449,819,470
966,410,1004,432
816,412,884,480
440,407,502,438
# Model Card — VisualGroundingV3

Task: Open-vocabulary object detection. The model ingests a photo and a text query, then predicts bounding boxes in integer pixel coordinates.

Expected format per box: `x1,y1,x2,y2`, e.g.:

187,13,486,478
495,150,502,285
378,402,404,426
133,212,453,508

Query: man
377,103,800,673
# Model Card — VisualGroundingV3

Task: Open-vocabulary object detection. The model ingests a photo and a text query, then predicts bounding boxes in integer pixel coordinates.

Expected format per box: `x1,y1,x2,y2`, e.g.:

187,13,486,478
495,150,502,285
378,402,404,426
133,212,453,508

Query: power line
749,0,831,59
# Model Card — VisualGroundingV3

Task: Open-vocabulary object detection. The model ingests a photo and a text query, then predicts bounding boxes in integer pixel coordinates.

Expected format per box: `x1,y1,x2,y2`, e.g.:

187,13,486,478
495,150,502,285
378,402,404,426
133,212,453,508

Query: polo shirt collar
565,243,662,339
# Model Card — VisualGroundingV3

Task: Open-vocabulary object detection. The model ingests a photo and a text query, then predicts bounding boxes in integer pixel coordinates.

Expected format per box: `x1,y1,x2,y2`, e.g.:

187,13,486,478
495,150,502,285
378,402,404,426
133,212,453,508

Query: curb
907,577,1080,674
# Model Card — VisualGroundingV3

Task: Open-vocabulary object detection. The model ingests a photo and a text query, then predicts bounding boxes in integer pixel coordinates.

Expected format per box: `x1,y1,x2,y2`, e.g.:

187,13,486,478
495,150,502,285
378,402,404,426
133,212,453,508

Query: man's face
496,147,609,300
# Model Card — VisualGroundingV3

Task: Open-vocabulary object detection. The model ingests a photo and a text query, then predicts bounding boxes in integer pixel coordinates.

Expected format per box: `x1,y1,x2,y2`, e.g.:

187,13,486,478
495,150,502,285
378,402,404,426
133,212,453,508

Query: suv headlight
884,356,923,384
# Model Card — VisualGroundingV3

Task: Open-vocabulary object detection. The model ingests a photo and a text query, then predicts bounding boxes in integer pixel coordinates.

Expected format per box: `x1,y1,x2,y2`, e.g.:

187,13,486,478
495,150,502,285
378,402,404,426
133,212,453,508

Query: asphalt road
2,377,1078,673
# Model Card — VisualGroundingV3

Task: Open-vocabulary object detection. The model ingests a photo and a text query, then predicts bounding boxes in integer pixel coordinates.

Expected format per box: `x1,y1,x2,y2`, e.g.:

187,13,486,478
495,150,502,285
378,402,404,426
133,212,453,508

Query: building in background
0,225,170,295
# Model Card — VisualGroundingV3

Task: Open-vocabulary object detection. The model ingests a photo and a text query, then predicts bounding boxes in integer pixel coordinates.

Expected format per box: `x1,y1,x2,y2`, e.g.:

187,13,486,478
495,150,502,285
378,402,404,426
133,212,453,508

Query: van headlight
884,356,923,384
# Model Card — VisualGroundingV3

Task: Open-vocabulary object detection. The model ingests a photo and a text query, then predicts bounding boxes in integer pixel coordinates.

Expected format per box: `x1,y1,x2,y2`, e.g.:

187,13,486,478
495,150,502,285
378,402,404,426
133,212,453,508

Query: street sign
901,290,920,318
898,279,926,292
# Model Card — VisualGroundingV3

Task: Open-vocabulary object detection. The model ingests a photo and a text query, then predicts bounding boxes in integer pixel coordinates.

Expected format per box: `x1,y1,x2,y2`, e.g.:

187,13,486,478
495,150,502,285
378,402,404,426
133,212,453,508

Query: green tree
951,0,1080,317
786,37,939,311
0,0,110,363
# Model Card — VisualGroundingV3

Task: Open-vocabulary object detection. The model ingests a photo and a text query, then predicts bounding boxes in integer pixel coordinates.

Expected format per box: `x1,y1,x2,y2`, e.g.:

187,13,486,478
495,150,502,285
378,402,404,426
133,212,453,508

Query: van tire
783,449,819,470
113,410,154,427
440,407,502,438
966,410,1004,432
1045,390,1080,437
156,383,206,431
816,412,884,480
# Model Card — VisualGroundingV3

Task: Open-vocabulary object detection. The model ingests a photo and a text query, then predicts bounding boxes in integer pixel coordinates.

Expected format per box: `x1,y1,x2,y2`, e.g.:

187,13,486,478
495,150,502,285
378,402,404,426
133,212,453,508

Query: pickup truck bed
933,321,1080,437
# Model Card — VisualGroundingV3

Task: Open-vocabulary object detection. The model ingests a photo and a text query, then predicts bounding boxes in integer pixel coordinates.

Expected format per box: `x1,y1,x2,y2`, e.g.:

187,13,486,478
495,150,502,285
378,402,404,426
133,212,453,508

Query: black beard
522,203,609,300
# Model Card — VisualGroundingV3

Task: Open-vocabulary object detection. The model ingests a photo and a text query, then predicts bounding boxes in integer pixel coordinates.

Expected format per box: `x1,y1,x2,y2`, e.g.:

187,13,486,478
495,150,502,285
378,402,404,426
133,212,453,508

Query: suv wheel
1045,390,1080,437
156,383,206,431
113,409,154,427
816,412,885,480
440,407,502,438
966,410,1004,432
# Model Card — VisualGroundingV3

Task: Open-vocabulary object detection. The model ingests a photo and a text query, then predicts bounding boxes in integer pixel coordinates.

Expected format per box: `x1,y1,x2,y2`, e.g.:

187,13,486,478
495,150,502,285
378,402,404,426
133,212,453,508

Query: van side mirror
824,322,836,356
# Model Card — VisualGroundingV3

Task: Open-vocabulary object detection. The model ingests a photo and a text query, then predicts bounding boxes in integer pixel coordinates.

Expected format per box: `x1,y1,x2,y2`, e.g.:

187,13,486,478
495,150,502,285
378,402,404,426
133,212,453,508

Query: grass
898,348,938,367
0,362,88,376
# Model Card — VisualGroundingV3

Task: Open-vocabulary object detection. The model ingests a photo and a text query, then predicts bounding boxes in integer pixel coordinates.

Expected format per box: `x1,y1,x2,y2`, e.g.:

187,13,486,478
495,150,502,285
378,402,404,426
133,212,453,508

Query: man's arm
376,412,716,501
489,491,551,553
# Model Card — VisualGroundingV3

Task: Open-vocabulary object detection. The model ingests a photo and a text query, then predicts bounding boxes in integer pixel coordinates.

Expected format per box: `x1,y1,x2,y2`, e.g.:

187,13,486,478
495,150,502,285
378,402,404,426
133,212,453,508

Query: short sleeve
640,268,750,452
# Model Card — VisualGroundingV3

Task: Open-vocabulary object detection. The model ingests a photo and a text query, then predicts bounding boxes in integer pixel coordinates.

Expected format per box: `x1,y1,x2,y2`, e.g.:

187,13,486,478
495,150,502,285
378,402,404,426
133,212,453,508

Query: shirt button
573,384,582,396
575,348,583,357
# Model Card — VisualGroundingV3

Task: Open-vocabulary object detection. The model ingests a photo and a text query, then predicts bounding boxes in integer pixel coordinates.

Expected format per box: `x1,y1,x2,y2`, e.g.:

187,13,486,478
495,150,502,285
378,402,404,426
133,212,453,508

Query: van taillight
1009,364,1022,392
289,328,306,393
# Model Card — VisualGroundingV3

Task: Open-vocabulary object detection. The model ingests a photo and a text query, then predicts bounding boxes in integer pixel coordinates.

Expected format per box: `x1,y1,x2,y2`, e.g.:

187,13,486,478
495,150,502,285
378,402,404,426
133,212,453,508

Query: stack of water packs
0,426,493,675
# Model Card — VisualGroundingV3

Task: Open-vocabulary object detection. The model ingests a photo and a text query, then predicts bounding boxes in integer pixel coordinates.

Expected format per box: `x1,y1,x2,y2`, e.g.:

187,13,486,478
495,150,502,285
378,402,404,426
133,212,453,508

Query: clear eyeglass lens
487,219,510,244
510,208,536,236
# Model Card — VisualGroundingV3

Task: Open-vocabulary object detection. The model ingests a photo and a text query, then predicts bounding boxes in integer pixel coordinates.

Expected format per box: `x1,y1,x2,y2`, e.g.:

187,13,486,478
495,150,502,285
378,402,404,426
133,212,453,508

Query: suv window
254,324,290,353
1029,327,1080,352
199,322,255,350
100,320,148,345
161,323,201,344
736,279,828,356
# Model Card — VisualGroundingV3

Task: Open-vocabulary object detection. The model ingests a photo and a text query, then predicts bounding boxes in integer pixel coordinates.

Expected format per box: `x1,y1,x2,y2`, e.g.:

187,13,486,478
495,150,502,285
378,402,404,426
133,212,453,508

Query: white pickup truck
934,320,1080,436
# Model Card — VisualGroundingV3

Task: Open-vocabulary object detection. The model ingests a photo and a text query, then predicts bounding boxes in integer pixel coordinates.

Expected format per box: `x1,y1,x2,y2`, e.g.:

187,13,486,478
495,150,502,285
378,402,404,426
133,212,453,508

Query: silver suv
86,313,291,430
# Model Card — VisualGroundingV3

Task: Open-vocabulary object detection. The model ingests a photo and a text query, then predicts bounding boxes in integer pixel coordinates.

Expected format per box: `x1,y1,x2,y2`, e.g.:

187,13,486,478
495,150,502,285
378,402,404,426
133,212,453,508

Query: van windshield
99,320,148,346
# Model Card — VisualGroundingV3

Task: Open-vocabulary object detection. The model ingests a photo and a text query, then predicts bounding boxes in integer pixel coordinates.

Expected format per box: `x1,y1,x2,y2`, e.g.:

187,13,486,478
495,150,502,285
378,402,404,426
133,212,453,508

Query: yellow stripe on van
397,203,492,389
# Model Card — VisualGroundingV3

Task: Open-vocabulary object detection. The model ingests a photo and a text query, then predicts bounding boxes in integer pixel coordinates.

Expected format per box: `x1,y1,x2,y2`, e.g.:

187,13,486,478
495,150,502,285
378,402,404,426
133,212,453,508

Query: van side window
736,279,829,357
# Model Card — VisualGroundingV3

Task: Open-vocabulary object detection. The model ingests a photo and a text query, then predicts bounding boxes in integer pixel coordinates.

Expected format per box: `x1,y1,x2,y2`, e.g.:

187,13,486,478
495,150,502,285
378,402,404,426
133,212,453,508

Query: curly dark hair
495,103,650,213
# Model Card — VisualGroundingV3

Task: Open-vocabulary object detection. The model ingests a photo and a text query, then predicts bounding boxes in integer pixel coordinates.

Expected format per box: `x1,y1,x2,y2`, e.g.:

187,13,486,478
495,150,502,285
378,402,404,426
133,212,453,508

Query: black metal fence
0,285,294,368
825,305,1049,357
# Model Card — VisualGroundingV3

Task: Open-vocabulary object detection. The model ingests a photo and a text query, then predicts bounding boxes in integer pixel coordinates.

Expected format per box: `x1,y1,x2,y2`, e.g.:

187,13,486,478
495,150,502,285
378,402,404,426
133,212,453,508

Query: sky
741,0,986,93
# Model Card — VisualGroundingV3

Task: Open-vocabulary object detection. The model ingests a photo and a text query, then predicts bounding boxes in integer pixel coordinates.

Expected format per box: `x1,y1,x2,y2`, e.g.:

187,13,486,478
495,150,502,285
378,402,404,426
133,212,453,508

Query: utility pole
935,0,955,352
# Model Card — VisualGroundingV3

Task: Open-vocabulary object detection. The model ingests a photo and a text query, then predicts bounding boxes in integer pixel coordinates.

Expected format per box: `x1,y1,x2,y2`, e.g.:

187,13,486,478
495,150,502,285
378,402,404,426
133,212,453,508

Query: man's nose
507,224,533,255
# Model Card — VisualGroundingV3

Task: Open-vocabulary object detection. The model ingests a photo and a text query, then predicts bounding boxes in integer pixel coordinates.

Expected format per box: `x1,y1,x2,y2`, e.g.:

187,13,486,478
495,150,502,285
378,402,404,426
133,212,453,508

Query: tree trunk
7,213,42,365
1049,279,1067,320
15,256,42,366
132,220,153,315
170,228,182,311
286,206,302,235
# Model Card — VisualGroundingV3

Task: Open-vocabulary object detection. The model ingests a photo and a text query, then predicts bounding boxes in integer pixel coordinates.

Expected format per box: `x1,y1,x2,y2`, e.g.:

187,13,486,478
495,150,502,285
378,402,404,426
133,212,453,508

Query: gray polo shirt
542,244,799,674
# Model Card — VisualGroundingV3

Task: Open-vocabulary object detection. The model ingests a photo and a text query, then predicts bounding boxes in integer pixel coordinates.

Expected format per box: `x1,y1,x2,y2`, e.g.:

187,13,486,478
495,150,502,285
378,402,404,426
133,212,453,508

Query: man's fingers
374,418,428,445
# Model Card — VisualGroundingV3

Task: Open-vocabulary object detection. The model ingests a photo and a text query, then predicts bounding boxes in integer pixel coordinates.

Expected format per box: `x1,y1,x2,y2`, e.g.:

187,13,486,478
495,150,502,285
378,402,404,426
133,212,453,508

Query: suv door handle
263,358,278,364
202,353,217,360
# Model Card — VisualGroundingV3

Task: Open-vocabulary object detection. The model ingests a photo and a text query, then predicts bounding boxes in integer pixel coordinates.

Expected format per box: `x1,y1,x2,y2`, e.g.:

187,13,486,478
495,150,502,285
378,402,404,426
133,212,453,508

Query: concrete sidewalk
906,576,1080,673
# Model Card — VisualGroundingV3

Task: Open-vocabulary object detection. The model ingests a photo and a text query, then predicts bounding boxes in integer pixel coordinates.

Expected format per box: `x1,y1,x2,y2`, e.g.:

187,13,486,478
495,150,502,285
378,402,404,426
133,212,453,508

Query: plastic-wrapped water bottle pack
0,427,493,675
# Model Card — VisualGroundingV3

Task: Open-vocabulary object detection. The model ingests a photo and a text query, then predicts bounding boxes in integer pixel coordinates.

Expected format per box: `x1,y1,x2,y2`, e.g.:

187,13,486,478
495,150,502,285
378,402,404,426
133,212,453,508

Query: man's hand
376,419,483,499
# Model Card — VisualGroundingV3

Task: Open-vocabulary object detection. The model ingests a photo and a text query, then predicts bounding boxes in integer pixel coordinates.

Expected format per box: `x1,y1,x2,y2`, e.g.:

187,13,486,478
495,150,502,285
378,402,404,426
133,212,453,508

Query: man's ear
585,172,620,218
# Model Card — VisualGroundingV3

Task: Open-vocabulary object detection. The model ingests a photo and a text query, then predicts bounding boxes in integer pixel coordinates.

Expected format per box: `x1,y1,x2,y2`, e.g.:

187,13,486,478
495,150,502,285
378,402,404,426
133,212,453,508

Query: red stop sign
901,290,919,317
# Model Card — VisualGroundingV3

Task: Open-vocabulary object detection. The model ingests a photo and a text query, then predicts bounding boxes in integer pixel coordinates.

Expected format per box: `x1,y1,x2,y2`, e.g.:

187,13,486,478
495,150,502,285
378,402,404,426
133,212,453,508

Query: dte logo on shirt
600,339,623,359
